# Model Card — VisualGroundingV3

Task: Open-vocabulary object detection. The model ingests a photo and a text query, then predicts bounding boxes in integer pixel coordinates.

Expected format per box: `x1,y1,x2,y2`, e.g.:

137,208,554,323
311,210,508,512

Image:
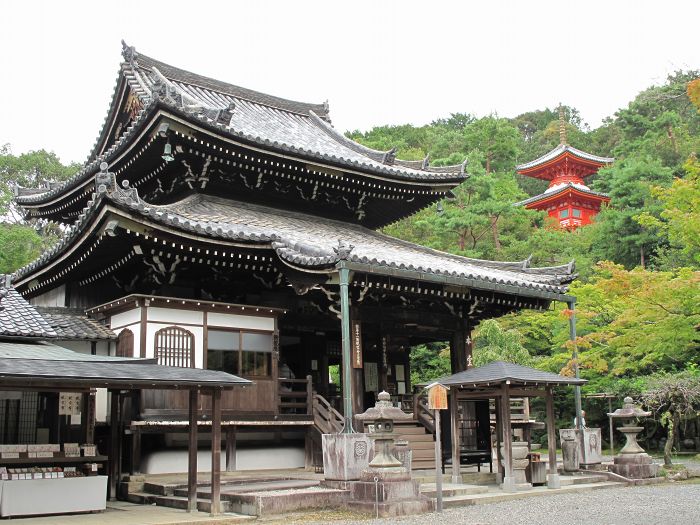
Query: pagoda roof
15,43,466,209
516,144,613,174
13,183,577,300
514,182,610,207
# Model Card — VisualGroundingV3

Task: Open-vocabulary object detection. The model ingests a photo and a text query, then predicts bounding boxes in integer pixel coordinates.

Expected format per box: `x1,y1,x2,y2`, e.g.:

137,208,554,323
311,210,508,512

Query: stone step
405,441,436,450
152,494,233,514
173,479,321,498
223,487,349,516
440,480,624,508
413,472,497,485
412,460,437,470
421,483,489,498
559,474,609,486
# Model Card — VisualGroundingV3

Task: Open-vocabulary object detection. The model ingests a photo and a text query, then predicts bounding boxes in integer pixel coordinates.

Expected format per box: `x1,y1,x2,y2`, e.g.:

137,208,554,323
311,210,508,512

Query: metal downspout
568,299,583,431
339,266,354,433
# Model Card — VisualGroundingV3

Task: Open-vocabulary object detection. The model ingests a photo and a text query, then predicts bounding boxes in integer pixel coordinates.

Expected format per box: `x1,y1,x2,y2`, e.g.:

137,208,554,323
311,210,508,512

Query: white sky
1,0,697,164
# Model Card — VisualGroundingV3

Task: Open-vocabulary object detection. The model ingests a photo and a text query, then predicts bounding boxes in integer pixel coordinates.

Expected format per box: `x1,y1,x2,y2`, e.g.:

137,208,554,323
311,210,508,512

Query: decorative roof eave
516,144,614,174
157,104,466,185
514,184,611,208
13,179,576,299
15,98,162,209
336,260,574,303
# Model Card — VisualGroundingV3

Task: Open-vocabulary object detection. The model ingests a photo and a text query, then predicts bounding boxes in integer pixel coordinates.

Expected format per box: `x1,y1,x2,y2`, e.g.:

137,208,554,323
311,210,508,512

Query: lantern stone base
609,453,659,479
347,476,432,517
322,433,371,481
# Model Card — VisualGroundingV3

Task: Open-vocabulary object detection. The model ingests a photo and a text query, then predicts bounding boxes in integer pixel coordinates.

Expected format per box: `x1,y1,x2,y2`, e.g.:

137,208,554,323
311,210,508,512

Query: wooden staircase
395,420,436,470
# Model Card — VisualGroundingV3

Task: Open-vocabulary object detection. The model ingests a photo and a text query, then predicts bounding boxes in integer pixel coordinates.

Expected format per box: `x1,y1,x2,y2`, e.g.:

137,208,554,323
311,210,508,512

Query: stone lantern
356,391,412,477
607,396,659,478
348,391,432,516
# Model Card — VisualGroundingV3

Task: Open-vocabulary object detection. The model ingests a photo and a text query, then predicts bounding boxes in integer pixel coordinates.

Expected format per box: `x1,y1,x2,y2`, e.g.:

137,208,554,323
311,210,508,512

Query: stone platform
609,453,660,478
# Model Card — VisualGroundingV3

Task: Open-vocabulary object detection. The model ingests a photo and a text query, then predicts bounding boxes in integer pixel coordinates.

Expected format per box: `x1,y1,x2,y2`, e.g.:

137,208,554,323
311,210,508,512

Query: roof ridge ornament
460,158,468,175
121,40,137,66
95,162,141,205
421,154,430,170
0,275,11,312
382,147,397,165
333,240,355,260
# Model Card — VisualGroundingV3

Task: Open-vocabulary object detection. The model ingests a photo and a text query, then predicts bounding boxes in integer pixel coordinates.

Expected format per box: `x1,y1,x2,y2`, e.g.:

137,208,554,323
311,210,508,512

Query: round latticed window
154,326,195,367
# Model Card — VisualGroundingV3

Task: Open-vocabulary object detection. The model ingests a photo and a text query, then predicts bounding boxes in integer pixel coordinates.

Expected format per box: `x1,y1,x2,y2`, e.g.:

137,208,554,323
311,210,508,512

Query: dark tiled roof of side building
35,307,116,340
0,278,57,338
439,361,587,387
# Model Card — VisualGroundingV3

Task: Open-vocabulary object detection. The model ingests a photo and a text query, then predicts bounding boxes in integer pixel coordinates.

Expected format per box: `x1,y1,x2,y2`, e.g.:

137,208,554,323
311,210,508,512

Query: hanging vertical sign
352,321,363,368
381,336,388,369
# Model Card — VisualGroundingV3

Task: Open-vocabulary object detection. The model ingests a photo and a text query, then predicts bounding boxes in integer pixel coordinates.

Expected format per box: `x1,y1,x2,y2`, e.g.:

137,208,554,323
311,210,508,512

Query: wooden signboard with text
352,321,363,369
426,382,448,410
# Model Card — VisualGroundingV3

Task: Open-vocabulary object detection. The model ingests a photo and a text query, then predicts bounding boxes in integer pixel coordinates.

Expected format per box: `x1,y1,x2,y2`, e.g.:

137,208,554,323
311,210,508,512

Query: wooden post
434,409,443,512
225,427,236,472
306,375,314,415
339,266,354,433
83,388,96,445
108,390,120,501
210,389,222,516
450,388,460,484
494,396,503,483
501,386,514,492
188,388,199,512
450,330,467,373
545,387,561,488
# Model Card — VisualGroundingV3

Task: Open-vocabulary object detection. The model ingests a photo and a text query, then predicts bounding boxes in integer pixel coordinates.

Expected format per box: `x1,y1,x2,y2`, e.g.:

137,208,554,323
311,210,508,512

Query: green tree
0,224,46,274
472,319,532,367
0,145,80,218
463,116,521,174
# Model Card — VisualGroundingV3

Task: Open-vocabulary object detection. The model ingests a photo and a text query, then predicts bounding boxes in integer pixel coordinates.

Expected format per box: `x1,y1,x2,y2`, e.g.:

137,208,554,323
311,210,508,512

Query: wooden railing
414,392,435,434
312,393,344,434
278,376,313,415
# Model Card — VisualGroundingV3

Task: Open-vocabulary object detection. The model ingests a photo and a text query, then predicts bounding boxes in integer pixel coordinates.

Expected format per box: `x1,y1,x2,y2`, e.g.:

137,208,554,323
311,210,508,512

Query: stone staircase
394,420,437,470
125,476,349,517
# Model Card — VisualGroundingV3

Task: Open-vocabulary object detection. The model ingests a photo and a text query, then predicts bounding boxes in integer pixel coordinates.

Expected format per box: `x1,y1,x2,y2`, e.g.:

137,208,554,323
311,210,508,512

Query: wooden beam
140,301,148,358
450,388,460,484
494,396,503,483
225,427,236,472
108,390,120,501
210,389,222,516
187,388,199,513
545,387,561,489
501,385,514,491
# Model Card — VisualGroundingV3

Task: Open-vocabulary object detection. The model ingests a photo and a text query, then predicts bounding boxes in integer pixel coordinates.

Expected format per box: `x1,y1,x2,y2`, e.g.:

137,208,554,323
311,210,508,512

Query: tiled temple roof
514,183,610,207
16,43,466,206
0,278,57,338
516,144,614,172
13,181,577,297
35,307,116,340
439,361,586,387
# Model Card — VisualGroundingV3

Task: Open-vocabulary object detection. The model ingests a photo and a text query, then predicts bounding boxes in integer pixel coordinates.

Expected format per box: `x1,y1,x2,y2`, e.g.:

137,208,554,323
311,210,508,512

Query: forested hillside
349,72,700,427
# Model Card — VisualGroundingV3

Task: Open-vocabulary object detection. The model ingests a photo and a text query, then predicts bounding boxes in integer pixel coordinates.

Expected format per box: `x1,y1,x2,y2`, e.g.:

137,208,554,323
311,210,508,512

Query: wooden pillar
188,388,199,513
82,388,96,445
450,388,460,484
225,427,237,472
272,329,280,414
494,396,503,483
450,330,467,373
545,387,560,488
130,390,142,475
501,385,514,491
108,390,121,501
210,389,222,516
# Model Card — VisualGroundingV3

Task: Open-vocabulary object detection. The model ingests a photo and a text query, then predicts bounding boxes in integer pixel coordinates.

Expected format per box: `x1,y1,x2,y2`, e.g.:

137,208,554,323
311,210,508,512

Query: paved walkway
293,481,700,525
3,501,253,525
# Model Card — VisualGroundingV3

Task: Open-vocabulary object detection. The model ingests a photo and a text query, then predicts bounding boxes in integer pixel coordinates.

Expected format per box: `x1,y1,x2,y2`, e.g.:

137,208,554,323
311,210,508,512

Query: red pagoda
515,112,613,229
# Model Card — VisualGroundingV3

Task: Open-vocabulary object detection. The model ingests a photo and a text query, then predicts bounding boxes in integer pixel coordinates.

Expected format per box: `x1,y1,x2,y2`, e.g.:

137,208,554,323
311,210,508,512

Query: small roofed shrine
13,42,582,483
515,108,613,229
439,362,586,492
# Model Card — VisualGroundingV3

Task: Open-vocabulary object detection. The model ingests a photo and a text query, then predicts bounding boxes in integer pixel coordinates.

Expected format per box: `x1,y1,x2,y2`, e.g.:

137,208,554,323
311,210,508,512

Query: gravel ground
294,482,700,525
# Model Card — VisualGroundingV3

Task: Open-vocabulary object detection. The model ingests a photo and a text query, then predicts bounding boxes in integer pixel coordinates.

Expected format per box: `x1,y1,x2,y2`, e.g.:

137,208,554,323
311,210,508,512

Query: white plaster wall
54,340,92,354
208,312,274,331
145,322,204,368
28,285,66,307
148,307,203,325
110,308,141,328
